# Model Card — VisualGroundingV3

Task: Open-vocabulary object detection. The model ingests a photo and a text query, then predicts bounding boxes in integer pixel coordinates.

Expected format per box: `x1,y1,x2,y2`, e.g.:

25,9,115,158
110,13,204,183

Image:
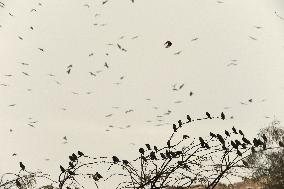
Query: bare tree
2,113,283,189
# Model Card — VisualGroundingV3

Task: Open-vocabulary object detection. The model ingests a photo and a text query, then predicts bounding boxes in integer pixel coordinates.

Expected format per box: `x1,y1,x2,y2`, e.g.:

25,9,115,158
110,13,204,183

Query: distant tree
1,113,282,189
246,119,284,189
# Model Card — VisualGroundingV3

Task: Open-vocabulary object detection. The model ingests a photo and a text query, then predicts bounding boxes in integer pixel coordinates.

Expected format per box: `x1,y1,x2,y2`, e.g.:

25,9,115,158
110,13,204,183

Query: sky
1,0,284,188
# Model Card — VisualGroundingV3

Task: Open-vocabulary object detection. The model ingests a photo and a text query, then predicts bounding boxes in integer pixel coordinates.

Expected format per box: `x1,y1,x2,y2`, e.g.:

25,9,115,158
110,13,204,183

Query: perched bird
210,132,216,138
237,150,242,156
189,91,194,96
186,115,192,123
164,41,172,48
60,165,65,173
173,124,178,132
242,137,251,145
150,151,157,160
145,144,151,150
217,134,225,144
78,151,84,156
104,62,109,68
122,160,129,165
220,112,225,120
178,120,183,127
206,112,212,119
231,141,238,149
225,130,230,137
154,146,158,152
232,126,238,134
19,162,25,171
139,148,145,155
239,130,244,136
112,156,119,164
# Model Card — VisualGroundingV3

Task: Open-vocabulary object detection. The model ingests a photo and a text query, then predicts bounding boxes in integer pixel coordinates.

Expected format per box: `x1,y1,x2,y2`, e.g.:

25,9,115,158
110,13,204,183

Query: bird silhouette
242,137,251,145
262,134,267,143
220,112,225,120
104,62,109,68
164,41,172,48
183,134,189,139
239,130,244,136
189,91,194,96
191,37,199,41
145,144,151,150
38,48,44,52
242,160,248,167
139,148,145,155
173,124,178,132
112,156,119,164
78,151,84,156
19,162,25,171
60,165,65,173
178,120,183,127
122,160,129,165
206,112,212,119
210,132,216,138
102,0,109,5
225,130,230,137
232,126,238,134
186,115,192,123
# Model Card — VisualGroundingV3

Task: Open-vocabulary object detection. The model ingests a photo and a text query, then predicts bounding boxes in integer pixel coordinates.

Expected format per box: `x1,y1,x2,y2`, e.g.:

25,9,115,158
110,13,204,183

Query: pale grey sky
1,0,284,187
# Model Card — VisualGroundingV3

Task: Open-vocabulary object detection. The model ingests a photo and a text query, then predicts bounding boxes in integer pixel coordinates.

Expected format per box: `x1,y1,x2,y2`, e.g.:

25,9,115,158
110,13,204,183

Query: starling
164,41,172,48
139,148,145,155
112,156,120,164
19,162,25,171
60,165,65,173
232,126,238,134
225,130,230,137
145,144,151,150
78,151,84,156
173,124,178,132
220,112,225,120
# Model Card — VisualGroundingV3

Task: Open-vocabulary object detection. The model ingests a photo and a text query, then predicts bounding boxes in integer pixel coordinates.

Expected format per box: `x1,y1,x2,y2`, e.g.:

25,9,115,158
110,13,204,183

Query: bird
174,51,182,55
249,36,257,40
186,115,192,123
20,62,29,66
38,48,44,52
154,146,158,152
67,69,71,74
225,130,230,137
173,124,178,132
89,72,96,77
179,84,185,90
139,148,145,155
248,99,253,103
178,120,183,127
150,151,157,160
164,41,172,48
220,112,225,120
19,162,25,171
254,26,262,29
78,151,84,156
232,126,238,134
104,62,109,69
239,130,244,136
112,156,119,164
60,165,65,173
83,4,90,8
237,150,242,156
125,109,133,114
30,9,37,12
30,26,34,30
210,132,216,138
122,160,129,165
102,0,109,5
217,134,225,144
145,144,151,150
22,72,29,76
18,36,23,40
12,153,17,156
191,37,199,42
8,104,16,107
183,134,189,139
206,112,212,119
242,137,251,145
231,141,238,149
189,91,194,96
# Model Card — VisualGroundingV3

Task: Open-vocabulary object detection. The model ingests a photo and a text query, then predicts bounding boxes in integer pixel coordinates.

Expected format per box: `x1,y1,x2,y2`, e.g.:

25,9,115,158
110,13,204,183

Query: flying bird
38,48,44,52
191,37,199,42
164,41,172,48
104,62,109,68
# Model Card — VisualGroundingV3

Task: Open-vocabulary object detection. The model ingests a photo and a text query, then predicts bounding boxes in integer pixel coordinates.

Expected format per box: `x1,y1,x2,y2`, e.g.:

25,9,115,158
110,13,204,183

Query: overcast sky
1,0,284,188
